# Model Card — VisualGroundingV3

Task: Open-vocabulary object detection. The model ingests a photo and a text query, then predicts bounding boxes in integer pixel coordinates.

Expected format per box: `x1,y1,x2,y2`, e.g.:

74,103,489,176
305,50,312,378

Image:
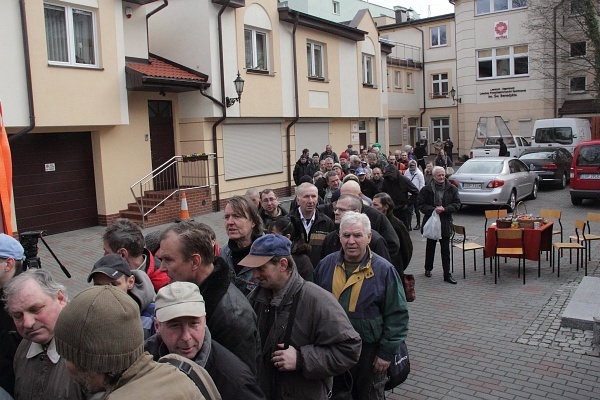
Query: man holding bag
418,166,461,284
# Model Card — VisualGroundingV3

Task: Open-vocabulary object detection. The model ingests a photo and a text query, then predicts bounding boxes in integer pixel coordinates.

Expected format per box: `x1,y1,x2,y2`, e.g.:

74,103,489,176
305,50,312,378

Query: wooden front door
148,101,176,191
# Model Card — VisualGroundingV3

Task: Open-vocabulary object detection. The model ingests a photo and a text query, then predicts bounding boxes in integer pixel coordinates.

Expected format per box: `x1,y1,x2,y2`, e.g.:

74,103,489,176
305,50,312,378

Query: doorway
148,100,176,191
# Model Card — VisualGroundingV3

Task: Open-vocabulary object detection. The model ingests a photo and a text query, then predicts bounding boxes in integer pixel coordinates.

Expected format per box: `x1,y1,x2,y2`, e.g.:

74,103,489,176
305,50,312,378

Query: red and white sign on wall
494,20,508,39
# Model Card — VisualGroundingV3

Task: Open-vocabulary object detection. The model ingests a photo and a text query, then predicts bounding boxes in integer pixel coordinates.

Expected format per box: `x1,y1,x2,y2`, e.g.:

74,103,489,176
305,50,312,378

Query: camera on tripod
19,230,45,270
18,230,71,278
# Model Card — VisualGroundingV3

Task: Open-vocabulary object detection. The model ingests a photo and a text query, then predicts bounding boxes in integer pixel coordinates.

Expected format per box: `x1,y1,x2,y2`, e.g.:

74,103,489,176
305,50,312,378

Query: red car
570,139,600,205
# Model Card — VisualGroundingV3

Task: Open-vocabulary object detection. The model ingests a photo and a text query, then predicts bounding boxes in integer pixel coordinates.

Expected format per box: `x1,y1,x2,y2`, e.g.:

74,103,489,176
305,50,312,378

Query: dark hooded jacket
198,257,262,376
381,165,419,214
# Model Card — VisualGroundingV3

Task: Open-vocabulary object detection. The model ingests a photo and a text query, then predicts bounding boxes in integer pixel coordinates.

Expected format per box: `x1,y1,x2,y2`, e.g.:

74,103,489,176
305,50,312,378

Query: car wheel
507,190,517,211
528,181,538,200
571,195,583,205
559,172,567,189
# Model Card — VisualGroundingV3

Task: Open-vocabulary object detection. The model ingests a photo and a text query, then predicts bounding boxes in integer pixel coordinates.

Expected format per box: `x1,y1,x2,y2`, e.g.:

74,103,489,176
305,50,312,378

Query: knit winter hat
54,285,144,373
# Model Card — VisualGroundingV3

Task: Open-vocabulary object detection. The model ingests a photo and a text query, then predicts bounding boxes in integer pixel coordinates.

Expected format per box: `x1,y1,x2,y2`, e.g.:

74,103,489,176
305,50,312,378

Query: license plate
463,183,482,189
580,174,600,180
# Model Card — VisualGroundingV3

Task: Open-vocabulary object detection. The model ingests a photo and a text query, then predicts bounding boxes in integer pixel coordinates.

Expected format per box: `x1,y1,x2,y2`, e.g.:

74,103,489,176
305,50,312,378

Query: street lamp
450,87,461,105
226,72,245,107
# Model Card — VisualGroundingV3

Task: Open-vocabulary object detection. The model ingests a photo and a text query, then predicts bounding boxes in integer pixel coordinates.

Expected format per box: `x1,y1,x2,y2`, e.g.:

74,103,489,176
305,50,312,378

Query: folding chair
570,212,600,261
494,228,525,284
551,220,587,278
451,225,485,279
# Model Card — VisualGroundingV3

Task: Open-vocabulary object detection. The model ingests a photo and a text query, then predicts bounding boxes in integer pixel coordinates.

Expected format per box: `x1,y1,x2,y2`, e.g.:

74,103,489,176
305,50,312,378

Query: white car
449,157,539,210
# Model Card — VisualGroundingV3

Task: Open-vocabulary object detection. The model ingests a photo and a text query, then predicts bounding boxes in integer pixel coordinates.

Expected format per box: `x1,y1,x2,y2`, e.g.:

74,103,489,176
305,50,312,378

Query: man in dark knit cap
54,285,218,399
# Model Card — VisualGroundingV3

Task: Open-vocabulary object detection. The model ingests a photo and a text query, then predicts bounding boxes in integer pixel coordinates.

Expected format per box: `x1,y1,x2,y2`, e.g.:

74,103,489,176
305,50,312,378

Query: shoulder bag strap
282,282,304,349
159,358,212,399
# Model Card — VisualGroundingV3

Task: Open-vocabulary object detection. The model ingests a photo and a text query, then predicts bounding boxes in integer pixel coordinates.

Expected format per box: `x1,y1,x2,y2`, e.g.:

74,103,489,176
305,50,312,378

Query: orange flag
0,102,13,234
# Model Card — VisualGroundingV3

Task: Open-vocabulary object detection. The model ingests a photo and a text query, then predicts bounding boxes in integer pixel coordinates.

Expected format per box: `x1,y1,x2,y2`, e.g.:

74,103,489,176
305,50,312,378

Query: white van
531,118,591,154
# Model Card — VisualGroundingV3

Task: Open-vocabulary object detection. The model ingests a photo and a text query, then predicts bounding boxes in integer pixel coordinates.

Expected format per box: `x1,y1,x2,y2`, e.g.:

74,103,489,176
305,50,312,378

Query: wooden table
485,222,554,276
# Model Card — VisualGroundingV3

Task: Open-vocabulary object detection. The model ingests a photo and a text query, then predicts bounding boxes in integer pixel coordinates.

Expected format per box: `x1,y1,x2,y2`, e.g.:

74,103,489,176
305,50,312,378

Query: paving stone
35,190,600,399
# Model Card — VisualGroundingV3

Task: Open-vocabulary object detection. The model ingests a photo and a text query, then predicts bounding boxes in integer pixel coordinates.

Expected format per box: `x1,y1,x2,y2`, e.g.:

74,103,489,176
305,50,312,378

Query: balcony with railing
384,41,422,69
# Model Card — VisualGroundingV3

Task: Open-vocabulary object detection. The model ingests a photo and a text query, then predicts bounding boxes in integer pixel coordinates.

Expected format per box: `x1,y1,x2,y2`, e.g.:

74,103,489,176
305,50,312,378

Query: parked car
518,147,572,189
570,139,600,205
449,157,539,210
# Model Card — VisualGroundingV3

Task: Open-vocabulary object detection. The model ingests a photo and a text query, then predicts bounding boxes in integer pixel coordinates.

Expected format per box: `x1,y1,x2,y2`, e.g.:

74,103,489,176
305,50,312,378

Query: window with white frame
570,76,586,92
430,25,447,47
475,0,527,15
432,73,449,97
477,45,528,79
406,72,413,89
362,54,374,85
44,3,98,67
432,118,450,141
307,41,324,79
245,28,269,71
394,71,401,88
333,1,340,15
570,41,586,57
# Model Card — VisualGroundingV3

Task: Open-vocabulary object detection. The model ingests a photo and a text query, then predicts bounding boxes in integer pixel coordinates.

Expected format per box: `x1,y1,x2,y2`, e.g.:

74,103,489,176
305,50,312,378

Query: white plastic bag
422,212,442,240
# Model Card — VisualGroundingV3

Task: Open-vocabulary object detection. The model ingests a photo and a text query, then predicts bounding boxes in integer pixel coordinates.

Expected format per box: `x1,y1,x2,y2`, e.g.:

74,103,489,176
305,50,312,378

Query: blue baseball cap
355,167,367,176
238,234,291,268
0,234,24,260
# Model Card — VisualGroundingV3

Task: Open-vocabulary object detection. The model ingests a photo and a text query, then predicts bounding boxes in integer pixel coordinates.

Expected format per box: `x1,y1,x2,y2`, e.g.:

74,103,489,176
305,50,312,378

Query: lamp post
226,72,245,107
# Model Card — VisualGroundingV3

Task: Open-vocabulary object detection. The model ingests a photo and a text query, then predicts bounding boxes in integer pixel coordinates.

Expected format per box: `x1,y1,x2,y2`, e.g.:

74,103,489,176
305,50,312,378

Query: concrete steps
561,276,600,330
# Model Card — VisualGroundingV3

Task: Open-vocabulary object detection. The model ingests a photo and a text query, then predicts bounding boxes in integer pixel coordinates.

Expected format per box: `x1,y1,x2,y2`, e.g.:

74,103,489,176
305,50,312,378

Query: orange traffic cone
179,192,190,221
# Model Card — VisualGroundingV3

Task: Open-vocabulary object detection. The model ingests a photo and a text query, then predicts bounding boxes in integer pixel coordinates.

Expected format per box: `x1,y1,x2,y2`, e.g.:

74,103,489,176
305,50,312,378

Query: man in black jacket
146,282,265,400
0,234,24,397
157,222,261,375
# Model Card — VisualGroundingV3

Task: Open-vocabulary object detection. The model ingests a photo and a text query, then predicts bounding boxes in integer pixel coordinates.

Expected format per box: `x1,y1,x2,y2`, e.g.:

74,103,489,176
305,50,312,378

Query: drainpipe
285,11,300,195
410,23,427,151
10,0,36,142
210,0,232,211
145,0,168,59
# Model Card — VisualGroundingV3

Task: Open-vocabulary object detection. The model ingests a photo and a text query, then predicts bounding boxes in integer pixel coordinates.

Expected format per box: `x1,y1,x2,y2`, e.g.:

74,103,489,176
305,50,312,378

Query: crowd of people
0,141,459,400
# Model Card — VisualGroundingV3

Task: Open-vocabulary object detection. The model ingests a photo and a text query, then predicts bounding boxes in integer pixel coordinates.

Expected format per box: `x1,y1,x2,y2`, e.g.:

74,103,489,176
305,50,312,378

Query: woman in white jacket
404,159,425,230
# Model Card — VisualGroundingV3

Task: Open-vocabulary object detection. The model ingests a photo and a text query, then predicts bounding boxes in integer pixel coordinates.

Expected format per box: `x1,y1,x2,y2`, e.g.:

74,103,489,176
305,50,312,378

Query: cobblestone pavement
36,185,600,399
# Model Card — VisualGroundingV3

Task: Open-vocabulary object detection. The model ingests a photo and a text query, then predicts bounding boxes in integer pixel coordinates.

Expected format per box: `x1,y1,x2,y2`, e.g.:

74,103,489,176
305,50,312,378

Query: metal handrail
129,154,215,226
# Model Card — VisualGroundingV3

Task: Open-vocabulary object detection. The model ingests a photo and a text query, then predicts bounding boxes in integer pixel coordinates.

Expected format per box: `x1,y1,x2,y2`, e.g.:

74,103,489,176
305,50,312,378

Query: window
570,41,586,57
432,118,450,141
571,0,584,15
570,76,586,92
394,71,401,88
333,1,340,15
245,28,268,71
406,72,413,89
362,54,374,85
307,42,324,79
44,3,97,67
432,73,449,97
430,25,447,47
475,0,527,15
477,45,528,79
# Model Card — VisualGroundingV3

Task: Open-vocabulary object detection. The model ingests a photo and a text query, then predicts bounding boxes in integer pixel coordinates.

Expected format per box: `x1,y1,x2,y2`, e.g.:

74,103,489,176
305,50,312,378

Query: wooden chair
551,220,587,278
484,209,508,273
484,209,508,240
451,225,485,279
569,212,600,261
540,209,563,259
494,228,526,284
